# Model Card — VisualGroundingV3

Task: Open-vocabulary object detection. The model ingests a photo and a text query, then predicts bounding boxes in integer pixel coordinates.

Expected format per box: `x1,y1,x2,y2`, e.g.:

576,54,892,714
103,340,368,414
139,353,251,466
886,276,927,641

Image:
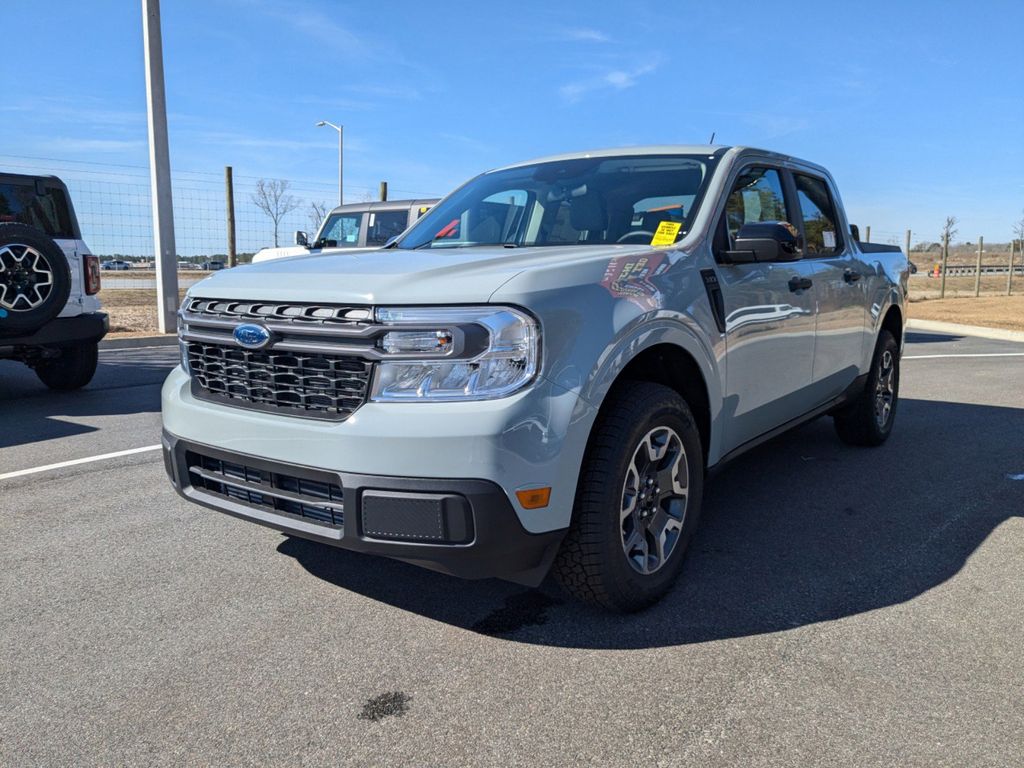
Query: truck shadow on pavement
0,348,175,449
281,396,1024,649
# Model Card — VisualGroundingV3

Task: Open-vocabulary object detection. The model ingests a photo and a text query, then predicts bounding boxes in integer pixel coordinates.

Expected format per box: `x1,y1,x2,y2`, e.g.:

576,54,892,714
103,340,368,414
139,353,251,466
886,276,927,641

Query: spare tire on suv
0,222,73,337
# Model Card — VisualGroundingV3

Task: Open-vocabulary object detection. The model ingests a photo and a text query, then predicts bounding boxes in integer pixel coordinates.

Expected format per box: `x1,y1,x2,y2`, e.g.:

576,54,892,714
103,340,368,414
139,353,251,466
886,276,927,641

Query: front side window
0,182,75,238
723,167,789,242
398,155,717,250
794,174,842,255
366,210,410,246
317,212,362,247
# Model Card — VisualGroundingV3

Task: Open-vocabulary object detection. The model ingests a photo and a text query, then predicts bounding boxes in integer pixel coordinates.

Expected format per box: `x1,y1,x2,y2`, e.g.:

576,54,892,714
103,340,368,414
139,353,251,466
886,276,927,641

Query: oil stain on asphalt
471,590,562,636
358,691,411,722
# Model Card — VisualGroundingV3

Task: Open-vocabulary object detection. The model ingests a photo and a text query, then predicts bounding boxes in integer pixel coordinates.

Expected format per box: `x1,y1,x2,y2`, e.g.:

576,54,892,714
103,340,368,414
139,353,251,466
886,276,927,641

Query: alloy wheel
0,244,55,311
620,425,689,575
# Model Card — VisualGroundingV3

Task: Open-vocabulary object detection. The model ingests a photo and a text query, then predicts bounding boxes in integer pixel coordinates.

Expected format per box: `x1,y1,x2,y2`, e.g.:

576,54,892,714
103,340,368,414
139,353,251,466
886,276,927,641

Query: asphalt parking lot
2,331,1022,767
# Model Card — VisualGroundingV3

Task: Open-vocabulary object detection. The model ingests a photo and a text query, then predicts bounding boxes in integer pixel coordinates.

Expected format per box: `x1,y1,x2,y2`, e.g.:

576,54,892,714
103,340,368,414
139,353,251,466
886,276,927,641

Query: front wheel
833,330,900,446
553,381,704,612
34,342,99,390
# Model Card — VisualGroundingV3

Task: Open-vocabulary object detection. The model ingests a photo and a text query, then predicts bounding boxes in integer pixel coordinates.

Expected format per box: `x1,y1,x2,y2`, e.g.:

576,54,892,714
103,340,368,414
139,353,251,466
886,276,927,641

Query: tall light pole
142,0,178,334
316,120,343,206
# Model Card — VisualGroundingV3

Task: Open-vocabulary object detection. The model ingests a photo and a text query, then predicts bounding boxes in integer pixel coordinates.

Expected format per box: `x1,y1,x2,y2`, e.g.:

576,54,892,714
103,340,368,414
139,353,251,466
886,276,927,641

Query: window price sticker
650,221,682,247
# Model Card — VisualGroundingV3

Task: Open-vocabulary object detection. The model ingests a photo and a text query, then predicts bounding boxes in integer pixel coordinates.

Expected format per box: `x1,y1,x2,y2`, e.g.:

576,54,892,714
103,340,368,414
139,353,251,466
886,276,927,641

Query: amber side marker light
515,487,551,509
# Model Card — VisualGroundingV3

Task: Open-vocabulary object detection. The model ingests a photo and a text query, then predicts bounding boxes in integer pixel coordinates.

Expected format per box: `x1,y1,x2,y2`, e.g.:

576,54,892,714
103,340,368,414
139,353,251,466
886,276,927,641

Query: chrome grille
186,450,344,528
186,341,371,419
185,297,373,326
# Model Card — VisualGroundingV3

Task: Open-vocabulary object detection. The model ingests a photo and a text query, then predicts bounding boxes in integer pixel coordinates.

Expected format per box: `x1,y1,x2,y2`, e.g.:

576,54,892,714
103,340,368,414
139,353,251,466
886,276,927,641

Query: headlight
371,306,539,401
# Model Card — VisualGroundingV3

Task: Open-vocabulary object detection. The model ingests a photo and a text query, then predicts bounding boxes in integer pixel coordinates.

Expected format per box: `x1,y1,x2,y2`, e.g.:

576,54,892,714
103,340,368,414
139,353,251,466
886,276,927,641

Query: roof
492,145,732,172
328,198,439,215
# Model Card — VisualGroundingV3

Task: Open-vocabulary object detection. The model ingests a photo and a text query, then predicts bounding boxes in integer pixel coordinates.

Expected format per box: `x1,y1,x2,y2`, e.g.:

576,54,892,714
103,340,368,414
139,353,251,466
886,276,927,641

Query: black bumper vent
186,450,344,528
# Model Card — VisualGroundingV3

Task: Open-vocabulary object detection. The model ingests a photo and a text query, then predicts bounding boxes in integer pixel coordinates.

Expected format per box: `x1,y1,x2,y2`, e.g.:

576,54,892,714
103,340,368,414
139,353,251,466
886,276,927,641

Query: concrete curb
100,335,177,350
907,319,1024,343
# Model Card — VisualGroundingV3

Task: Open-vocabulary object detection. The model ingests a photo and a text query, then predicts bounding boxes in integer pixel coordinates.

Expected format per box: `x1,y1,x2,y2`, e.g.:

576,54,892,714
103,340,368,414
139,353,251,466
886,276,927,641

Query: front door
714,165,818,452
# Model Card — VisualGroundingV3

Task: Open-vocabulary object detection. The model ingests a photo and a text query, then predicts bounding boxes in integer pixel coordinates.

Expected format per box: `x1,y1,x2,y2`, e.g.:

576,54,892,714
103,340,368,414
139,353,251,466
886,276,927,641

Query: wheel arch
580,324,720,469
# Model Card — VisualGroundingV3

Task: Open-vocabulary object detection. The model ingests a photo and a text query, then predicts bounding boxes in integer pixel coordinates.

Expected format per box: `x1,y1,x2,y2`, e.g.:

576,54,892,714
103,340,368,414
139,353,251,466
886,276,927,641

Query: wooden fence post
379,181,388,202
1009,240,1016,296
865,225,871,243
940,233,949,298
225,165,236,268
974,236,983,297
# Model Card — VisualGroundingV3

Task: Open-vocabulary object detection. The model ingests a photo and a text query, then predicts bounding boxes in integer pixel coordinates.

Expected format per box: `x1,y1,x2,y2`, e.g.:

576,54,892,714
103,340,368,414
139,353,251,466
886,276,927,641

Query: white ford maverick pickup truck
162,145,907,611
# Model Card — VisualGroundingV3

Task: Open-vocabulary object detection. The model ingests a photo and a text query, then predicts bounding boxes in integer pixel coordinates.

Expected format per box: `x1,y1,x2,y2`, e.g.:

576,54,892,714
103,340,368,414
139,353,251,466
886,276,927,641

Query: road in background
1,332,1022,766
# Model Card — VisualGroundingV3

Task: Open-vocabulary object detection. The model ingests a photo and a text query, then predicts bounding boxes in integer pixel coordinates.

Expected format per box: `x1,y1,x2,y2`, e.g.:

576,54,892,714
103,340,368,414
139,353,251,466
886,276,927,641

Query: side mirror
294,230,309,247
849,224,861,242
722,221,802,264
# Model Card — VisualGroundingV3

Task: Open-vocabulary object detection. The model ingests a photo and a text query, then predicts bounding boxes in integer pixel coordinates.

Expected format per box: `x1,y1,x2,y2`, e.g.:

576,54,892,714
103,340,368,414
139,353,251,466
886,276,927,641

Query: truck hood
191,244,642,305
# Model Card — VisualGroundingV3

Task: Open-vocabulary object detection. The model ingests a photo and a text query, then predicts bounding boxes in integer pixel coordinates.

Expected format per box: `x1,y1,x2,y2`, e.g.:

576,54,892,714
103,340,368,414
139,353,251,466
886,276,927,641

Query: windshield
397,154,717,250
316,212,363,248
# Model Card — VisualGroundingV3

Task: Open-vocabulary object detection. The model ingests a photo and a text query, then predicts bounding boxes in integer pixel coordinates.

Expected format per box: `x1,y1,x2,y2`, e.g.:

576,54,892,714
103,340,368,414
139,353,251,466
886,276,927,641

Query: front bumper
163,430,566,586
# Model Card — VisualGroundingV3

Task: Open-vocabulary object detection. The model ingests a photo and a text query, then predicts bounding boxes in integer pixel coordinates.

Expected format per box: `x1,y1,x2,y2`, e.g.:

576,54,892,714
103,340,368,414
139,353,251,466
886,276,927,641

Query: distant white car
252,199,438,263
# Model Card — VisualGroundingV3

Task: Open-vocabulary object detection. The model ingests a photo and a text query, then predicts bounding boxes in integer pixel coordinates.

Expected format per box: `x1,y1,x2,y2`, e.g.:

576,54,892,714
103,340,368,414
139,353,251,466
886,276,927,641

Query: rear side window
366,210,409,246
723,167,789,241
0,182,75,238
794,174,842,255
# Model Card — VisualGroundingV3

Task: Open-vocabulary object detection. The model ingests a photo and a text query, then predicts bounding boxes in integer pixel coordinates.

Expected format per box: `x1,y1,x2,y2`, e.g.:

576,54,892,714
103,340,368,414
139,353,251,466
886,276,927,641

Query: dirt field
100,289,186,337
909,295,1024,332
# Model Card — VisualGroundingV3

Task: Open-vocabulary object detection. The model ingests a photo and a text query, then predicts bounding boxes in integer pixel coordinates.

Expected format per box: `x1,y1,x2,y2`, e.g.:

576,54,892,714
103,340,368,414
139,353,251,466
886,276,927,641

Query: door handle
843,268,862,283
788,276,813,292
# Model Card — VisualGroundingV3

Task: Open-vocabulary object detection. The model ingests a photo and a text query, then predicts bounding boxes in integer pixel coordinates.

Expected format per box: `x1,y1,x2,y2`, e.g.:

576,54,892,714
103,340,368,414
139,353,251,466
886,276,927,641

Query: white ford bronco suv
251,199,439,263
0,173,106,389
162,146,907,611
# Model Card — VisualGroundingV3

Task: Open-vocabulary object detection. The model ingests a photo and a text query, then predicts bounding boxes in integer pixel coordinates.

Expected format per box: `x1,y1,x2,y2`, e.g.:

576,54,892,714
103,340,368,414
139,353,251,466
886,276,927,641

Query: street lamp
316,120,343,206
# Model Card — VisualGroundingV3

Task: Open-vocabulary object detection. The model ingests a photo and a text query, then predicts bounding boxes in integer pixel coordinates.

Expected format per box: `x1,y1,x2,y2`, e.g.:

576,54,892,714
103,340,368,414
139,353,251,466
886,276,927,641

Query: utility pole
380,181,388,201
142,0,178,334
865,225,871,243
225,166,236,268
904,229,911,263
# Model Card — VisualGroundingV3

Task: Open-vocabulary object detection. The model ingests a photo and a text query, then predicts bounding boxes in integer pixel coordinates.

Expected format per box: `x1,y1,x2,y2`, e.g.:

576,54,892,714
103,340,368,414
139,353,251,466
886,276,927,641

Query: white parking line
0,445,162,481
903,353,1024,360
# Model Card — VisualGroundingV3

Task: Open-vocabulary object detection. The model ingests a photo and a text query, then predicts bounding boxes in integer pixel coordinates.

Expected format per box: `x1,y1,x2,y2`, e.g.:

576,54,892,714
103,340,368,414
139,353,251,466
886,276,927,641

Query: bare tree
1013,210,1024,252
308,200,329,234
251,179,301,247
940,215,959,246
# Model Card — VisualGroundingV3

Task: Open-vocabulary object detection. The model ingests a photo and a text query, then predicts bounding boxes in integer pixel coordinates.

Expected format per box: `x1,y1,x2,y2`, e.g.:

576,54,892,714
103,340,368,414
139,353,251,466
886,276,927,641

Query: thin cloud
559,60,661,103
561,28,611,43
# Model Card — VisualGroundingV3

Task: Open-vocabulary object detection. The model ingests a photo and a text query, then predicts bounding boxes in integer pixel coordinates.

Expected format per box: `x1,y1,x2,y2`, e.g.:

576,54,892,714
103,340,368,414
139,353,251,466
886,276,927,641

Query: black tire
0,223,72,337
833,330,900,446
34,342,99,391
553,381,704,612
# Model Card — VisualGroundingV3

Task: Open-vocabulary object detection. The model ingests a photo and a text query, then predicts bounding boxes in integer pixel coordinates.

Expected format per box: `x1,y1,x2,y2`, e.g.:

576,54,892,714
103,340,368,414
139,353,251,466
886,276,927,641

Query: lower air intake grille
186,341,371,419
186,450,344,528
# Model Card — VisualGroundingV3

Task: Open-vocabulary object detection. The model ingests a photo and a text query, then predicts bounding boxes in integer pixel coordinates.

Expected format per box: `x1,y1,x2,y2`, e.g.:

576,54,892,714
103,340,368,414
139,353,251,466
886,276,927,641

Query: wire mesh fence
0,154,427,260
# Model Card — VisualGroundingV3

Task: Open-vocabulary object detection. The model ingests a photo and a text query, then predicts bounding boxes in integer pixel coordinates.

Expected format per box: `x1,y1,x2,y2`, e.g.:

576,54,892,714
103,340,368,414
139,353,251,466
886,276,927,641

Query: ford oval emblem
233,323,271,349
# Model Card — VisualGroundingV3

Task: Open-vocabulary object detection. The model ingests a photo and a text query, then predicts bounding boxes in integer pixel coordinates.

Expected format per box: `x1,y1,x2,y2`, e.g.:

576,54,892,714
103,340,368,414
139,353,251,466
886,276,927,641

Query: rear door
714,165,819,451
789,171,870,400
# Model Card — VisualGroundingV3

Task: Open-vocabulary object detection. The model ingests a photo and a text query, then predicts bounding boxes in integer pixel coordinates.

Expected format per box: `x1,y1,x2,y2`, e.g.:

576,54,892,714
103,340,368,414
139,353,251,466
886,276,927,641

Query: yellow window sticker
650,221,681,247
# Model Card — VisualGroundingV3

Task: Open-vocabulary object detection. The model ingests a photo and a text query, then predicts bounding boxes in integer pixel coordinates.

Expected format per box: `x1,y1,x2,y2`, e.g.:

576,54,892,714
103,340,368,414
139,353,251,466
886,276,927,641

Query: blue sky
2,0,1023,248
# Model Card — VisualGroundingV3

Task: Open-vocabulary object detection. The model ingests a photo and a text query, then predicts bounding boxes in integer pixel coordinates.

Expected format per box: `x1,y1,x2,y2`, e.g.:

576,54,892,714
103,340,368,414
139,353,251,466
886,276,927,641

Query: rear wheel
833,330,900,446
34,342,99,390
553,381,704,612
